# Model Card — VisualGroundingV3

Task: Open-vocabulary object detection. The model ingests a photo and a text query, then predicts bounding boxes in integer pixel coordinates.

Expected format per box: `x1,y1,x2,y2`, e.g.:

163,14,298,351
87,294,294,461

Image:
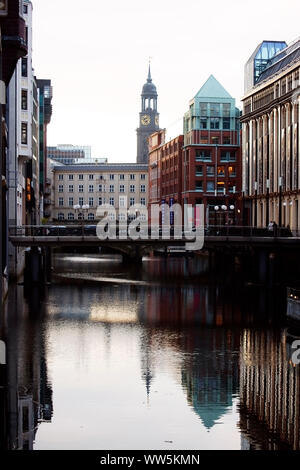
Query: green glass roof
194,75,232,100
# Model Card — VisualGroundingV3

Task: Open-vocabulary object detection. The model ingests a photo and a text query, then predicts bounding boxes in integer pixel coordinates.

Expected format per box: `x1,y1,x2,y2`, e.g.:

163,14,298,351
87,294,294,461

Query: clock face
141,115,151,126
155,116,159,126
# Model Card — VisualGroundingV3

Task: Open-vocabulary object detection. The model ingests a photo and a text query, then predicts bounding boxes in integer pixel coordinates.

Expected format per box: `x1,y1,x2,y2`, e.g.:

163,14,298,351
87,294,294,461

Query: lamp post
254,181,258,227
278,177,282,227
266,179,270,227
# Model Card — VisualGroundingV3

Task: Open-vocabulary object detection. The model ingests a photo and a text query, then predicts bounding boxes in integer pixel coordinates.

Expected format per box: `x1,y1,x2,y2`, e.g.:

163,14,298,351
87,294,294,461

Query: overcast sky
32,0,299,162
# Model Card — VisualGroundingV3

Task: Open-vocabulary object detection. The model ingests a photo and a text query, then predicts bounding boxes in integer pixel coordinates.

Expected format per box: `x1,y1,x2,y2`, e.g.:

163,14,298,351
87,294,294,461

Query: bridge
8,225,300,287
8,224,300,251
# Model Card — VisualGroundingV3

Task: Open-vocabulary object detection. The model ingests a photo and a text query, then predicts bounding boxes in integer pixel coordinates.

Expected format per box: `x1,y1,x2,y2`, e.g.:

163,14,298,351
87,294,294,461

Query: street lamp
278,177,282,227
254,181,258,227
266,179,270,226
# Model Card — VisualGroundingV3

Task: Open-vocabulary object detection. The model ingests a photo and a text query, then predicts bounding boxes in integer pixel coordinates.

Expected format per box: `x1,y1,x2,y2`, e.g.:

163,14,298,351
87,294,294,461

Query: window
130,174,135,180
58,213,64,220
195,181,203,191
119,174,125,180
98,184,102,192
200,118,207,129
109,197,114,206
23,4,28,14
228,166,236,177
119,196,126,208
78,174,84,180
223,103,230,117
58,185,63,193
141,197,146,205
210,103,220,116
141,174,146,180
196,150,211,161
217,166,225,177
21,58,27,77
58,174,64,181
130,197,135,206
130,185,135,193
78,213,84,220
68,213,75,221
98,197,102,206
68,185,74,192
211,137,219,144
210,118,220,129
206,166,214,176
217,181,225,193
88,213,95,221
221,151,236,162
21,90,28,110
196,165,203,176
69,174,74,180
119,213,126,222
89,197,94,207
21,122,27,144
58,197,64,207
79,197,84,206
78,184,84,193
223,136,230,144
109,184,114,193
68,197,74,207
223,117,230,129
109,174,114,180
119,184,125,193
140,185,146,193
88,185,94,192
200,103,208,116
206,181,215,192
89,174,94,180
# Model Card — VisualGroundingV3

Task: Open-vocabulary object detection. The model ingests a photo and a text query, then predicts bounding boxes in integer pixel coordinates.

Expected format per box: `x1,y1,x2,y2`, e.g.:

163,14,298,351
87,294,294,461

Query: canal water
1,254,299,450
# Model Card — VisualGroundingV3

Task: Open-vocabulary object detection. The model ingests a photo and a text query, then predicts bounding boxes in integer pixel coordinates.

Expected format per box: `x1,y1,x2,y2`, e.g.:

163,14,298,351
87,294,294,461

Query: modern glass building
244,41,287,93
241,38,300,230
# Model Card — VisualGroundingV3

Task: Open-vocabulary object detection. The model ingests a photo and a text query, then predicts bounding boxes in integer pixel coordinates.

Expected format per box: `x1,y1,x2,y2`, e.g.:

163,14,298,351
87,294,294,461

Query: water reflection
239,329,300,450
0,255,299,450
0,287,53,450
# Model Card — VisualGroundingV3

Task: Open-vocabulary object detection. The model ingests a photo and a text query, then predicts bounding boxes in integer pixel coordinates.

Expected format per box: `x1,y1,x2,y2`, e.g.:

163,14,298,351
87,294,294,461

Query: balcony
45,178,51,185
44,188,51,196
44,199,51,206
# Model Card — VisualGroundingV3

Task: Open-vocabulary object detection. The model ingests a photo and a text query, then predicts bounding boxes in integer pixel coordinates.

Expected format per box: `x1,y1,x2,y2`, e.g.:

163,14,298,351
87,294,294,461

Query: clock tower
136,65,160,164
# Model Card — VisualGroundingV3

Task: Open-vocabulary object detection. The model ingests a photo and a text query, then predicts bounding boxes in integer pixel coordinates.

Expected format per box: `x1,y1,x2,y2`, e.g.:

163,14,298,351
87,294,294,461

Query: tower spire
147,57,152,82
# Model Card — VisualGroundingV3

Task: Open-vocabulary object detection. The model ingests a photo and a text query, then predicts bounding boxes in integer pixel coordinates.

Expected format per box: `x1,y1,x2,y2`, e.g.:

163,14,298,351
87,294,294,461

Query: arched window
78,213,84,220
58,213,64,220
88,213,95,221
68,213,75,221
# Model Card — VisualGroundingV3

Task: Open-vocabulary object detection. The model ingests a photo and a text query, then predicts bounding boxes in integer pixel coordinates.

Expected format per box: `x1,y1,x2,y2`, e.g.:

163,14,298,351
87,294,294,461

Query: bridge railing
8,224,296,239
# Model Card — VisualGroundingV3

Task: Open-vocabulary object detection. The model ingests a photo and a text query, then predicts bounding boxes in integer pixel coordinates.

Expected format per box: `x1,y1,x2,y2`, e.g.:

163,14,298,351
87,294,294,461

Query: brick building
182,75,242,226
148,76,242,226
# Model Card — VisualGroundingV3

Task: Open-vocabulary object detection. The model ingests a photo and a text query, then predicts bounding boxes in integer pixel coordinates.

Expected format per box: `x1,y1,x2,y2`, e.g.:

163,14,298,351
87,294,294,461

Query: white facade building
7,0,39,278
51,163,148,222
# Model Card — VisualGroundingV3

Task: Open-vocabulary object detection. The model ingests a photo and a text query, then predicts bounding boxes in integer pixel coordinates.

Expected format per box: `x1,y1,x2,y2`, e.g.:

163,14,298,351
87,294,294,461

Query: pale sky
32,0,300,162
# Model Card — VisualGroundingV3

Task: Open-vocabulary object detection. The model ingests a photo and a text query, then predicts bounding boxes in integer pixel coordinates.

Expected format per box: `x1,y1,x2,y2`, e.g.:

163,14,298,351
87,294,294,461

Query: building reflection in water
239,328,300,450
1,254,298,449
0,286,53,450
